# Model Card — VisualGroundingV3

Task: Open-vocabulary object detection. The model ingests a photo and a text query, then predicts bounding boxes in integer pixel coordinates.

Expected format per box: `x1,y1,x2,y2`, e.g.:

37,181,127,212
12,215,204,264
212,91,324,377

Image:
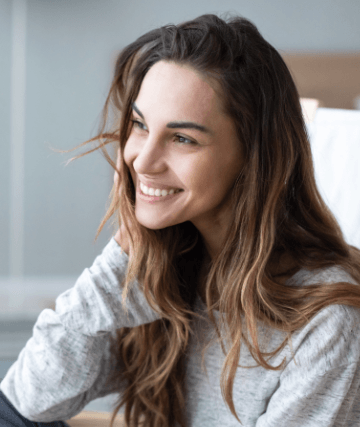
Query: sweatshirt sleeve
255,303,360,426
0,238,161,422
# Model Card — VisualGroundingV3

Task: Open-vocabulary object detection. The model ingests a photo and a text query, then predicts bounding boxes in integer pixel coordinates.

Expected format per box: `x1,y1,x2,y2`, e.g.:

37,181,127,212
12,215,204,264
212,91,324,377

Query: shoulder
286,264,359,288
285,266,360,371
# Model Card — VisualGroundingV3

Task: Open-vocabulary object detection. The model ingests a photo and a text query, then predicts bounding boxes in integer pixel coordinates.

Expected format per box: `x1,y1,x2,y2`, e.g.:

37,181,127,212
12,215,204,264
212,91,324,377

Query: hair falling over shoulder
73,13,360,427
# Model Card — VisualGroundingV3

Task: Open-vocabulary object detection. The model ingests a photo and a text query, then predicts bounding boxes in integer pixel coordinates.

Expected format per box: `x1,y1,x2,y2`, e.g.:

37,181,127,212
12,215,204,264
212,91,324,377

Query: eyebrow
132,102,212,135
132,102,144,119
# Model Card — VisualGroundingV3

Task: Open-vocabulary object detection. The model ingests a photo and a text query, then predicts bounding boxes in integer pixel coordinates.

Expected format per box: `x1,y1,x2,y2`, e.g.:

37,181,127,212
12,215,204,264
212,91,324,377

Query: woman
1,13,360,427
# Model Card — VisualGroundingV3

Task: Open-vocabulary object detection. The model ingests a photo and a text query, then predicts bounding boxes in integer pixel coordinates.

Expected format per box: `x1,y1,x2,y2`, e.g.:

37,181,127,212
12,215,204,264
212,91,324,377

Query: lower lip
137,185,183,203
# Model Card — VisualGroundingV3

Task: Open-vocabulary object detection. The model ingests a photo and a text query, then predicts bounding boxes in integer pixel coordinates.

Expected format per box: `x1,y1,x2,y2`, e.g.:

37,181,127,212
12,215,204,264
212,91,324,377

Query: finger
114,222,131,256
114,148,121,186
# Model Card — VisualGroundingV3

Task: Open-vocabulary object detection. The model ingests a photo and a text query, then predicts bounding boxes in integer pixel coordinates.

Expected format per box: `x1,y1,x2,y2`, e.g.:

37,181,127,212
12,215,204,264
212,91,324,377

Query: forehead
135,61,225,123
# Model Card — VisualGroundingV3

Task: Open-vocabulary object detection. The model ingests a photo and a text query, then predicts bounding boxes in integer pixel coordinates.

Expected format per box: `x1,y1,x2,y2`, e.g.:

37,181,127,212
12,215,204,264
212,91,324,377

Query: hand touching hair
113,149,131,256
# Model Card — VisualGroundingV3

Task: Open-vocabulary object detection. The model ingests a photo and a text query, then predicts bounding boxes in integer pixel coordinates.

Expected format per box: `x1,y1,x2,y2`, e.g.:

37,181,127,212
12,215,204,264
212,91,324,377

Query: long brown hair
75,13,360,426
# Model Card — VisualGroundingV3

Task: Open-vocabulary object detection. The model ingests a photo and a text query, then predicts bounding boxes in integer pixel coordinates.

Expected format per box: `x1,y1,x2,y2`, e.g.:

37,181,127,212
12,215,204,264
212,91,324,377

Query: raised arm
0,238,160,422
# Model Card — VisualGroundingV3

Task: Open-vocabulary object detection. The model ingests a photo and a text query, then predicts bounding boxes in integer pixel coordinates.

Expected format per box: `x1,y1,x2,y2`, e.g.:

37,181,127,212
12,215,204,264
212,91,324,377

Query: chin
135,214,171,230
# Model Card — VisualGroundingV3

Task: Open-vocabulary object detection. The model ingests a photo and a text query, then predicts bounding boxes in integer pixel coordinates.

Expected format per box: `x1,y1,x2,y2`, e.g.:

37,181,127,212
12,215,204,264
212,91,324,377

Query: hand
113,148,121,188
114,225,131,256
113,149,131,256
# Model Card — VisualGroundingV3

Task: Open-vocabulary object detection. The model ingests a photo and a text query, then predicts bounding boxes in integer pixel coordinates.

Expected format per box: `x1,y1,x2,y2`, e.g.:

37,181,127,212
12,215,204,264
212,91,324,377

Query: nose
131,134,167,176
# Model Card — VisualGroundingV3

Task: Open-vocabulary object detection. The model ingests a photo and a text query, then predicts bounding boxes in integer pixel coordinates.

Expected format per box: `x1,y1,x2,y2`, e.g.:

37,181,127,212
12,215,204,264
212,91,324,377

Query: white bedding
307,108,360,249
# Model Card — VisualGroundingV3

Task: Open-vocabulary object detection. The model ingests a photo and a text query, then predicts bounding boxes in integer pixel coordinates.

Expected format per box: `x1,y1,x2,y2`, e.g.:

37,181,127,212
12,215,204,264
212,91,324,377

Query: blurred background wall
1,0,360,376
1,0,359,411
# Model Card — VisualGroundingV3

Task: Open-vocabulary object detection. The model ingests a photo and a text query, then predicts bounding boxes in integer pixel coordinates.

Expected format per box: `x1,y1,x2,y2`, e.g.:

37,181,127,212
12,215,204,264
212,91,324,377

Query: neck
191,197,233,261
197,246,219,306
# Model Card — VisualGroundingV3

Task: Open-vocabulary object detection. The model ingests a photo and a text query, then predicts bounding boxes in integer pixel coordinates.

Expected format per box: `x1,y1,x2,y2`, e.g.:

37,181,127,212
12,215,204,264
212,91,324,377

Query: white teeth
140,182,180,197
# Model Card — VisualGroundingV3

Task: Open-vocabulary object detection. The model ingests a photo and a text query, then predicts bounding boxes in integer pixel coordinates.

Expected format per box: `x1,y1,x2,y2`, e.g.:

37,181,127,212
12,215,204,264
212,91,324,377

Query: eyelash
130,119,197,146
174,135,196,145
131,119,147,131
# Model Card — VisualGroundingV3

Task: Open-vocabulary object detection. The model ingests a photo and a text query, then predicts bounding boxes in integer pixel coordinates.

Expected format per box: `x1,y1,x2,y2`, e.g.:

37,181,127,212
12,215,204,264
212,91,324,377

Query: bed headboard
282,53,360,110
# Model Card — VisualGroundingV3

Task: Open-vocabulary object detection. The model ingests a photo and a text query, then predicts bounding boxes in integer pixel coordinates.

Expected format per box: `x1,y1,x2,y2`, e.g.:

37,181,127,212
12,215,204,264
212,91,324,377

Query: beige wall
283,54,360,110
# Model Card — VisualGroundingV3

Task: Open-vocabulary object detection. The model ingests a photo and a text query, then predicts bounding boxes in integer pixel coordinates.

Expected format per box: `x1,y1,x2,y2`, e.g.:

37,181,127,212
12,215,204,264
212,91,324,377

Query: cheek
188,157,224,191
193,155,240,201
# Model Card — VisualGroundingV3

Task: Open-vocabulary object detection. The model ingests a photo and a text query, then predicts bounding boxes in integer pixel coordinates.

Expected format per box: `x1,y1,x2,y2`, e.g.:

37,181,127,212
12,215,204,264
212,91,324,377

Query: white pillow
307,108,360,249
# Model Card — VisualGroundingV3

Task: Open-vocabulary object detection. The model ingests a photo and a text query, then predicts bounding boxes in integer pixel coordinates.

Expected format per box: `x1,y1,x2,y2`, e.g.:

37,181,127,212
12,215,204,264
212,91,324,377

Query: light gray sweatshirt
1,238,360,426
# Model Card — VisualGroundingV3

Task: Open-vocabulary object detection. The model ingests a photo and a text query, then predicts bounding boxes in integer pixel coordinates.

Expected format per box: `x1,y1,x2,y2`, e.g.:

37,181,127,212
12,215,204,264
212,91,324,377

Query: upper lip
138,178,183,191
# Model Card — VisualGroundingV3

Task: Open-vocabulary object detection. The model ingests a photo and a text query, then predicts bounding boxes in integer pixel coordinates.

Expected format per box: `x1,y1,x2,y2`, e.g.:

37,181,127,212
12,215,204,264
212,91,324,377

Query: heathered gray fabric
1,238,360,426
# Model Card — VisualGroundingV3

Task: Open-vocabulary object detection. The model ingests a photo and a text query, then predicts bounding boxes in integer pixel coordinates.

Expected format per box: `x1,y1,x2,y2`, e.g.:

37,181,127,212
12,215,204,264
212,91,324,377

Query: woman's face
124,60,242,234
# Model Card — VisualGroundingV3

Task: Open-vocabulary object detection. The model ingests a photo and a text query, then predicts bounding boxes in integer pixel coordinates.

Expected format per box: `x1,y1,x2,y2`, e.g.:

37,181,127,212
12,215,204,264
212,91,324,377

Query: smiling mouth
139,181,183,197
137,183,184,202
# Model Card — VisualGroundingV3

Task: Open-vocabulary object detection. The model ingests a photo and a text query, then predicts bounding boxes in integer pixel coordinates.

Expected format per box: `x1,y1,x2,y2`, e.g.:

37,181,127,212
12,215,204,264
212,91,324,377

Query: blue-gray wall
1,0,360,278
0,0,12,276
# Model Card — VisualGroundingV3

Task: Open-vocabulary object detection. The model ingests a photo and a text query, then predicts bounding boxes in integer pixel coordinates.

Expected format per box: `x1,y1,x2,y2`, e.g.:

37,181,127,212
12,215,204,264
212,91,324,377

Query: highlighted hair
74,14,360,426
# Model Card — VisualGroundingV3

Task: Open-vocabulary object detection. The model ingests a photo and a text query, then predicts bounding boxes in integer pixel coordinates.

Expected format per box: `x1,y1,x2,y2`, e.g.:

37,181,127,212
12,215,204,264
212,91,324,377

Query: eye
175,134,197,146
131,119,148,131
